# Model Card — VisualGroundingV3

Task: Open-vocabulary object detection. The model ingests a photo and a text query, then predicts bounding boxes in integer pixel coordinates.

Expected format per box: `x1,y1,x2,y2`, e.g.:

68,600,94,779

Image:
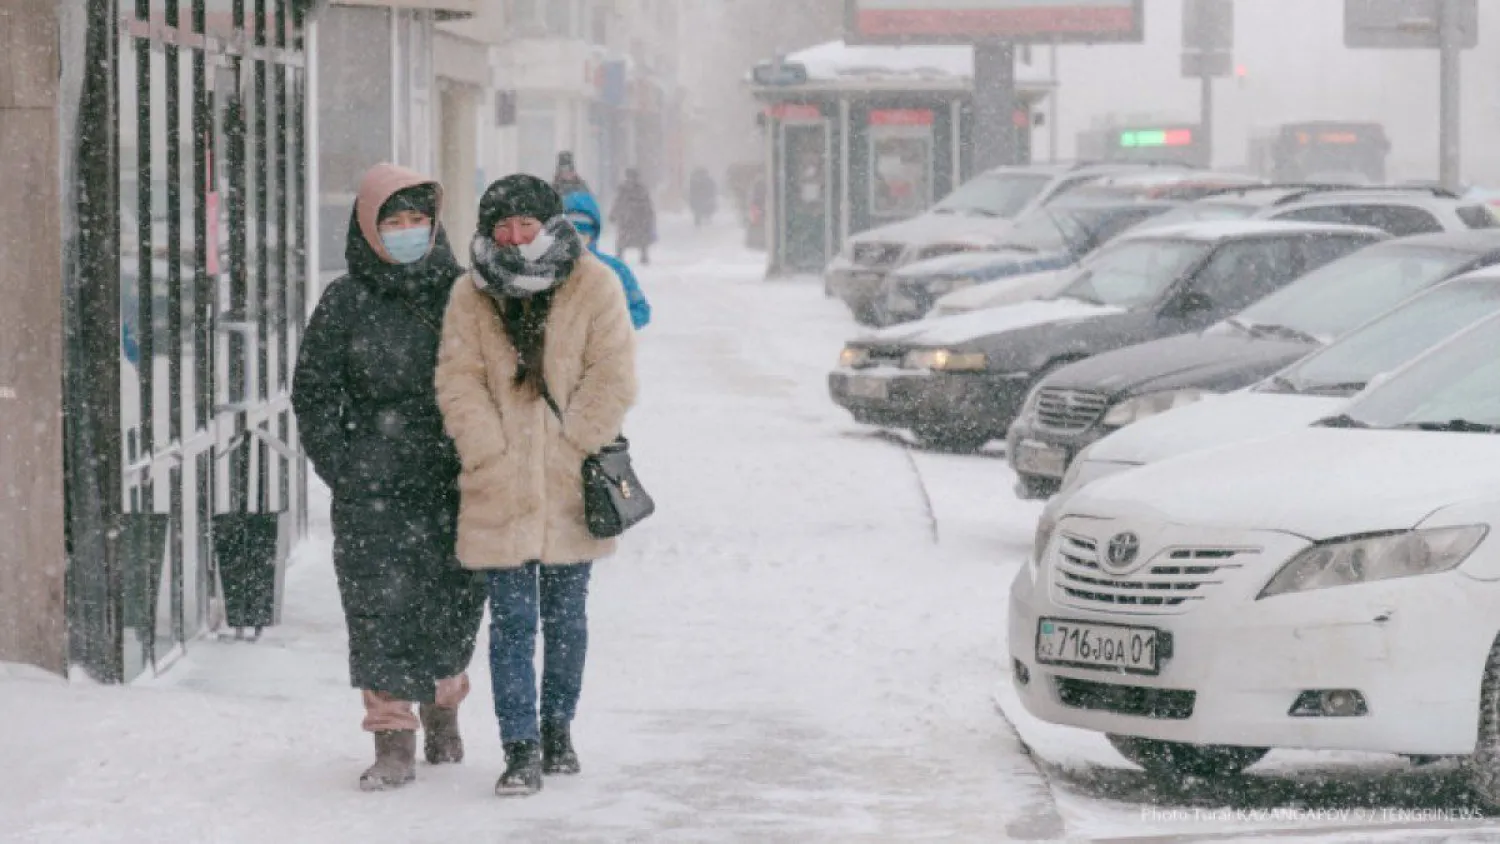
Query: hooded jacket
291,163,484,702
565,191,651,329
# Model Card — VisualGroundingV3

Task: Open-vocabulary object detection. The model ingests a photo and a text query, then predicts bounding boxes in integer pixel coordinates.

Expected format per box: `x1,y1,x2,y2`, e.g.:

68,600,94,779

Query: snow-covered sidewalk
4,218,1056,842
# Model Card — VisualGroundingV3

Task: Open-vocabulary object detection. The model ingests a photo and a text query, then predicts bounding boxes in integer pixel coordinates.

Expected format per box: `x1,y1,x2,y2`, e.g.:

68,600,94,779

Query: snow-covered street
9,218,1500,842
3,219,1057,841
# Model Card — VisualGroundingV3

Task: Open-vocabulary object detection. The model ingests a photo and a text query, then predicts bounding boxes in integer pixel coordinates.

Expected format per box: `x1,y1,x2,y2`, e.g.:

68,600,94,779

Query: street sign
844,0,1146,45
1182,0,1233,51
1344,0,1477,49
1181,50,1232,78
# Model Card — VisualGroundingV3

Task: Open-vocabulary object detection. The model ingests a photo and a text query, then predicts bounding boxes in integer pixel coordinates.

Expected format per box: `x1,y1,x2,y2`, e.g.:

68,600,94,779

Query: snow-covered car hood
847,212,1013,251
930,267,1075,315
861,297,1125,347
1086,390,1348,466
1069,427,1500,539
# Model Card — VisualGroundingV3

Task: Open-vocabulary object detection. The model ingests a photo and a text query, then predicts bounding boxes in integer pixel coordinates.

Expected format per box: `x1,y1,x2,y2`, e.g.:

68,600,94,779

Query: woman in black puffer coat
292,163,485,792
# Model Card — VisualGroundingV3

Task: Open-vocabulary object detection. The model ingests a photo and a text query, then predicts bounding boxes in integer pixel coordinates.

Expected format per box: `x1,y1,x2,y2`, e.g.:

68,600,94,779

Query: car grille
1034,388,1110,433
1051,532,1252,615
1055,677,1195,720
853,242,905,268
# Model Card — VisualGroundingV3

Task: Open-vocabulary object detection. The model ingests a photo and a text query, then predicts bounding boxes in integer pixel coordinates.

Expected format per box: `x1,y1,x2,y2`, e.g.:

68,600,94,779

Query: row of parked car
823,162,1500,801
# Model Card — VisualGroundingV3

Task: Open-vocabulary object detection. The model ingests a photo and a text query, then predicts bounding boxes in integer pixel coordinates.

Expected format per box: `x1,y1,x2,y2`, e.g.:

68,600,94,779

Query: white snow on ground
10,215,1500,841
3,217,1058,842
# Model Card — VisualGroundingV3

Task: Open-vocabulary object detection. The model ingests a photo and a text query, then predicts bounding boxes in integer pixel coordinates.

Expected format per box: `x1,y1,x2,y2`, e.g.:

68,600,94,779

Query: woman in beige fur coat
436,174,636,798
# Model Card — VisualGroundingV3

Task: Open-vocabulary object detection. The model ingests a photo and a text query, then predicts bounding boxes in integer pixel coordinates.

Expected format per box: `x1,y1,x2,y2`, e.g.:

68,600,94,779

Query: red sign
847,1,1144,44
767,103,823,122
870,108,934,127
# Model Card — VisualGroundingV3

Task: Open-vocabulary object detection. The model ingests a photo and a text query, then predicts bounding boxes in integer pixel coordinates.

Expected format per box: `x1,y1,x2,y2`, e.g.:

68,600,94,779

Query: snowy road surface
4,220,1057,842
8,217,1500,841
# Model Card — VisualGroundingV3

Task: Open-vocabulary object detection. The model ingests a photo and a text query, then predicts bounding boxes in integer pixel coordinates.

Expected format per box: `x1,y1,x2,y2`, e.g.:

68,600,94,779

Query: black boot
495,741,543,797
541,720,581,775
359,730,417,792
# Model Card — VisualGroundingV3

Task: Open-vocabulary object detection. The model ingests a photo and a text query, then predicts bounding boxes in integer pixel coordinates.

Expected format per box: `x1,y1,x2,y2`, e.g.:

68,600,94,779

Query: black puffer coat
292,166,484,703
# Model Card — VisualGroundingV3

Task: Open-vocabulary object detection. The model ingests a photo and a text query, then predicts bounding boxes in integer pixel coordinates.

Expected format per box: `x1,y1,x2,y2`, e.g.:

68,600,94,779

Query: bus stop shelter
749,40,1053,275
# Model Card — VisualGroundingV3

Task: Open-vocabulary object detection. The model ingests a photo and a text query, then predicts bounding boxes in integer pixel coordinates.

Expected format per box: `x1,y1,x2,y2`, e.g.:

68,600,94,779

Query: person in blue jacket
563,191,651,330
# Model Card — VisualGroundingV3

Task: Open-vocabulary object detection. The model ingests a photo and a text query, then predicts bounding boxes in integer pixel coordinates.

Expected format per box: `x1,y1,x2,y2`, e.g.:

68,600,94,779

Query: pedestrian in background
610,167,656,265
565,190,651,330
436,174,637,797
292,163,486,793
552,151,590,198
689,167,718,228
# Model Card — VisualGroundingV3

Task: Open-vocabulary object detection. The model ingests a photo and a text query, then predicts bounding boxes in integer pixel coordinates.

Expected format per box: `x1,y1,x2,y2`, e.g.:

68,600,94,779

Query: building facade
0,0,325,684
440,0,689,211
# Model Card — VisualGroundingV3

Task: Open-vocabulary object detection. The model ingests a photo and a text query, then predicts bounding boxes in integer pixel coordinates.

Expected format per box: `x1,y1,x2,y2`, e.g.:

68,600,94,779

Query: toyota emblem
1105,532,1141,570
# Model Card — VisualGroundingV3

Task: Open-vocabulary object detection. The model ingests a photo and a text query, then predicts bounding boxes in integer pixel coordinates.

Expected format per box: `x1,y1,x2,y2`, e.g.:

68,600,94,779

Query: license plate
1036,618,1161,675
845,377,889,400
1014,439,1068,478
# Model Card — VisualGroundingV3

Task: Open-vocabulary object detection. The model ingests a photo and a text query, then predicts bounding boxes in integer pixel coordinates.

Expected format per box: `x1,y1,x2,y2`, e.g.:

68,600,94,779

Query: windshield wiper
1248,323,1324,345
994,242,1041,254
1398,419,1500,433
1295,380,1369,396
1315,413,1371,429
1225,317,1259,337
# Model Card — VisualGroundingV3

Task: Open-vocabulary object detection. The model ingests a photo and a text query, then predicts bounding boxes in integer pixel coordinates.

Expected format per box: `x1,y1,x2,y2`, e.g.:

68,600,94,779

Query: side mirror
1167,289,1215,318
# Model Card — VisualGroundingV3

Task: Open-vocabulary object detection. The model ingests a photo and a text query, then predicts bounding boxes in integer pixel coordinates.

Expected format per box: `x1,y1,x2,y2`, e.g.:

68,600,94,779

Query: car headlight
1259,525,1489,599
1101,389,1215,427
903,349,989,372
839,346,869,368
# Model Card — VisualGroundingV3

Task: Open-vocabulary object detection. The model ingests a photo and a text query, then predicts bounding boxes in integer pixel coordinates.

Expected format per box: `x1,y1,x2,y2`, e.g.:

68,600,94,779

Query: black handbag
540,382,654,539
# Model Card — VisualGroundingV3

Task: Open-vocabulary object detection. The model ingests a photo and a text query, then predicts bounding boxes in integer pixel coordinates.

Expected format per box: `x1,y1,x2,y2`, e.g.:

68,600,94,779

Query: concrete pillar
0,0,67,675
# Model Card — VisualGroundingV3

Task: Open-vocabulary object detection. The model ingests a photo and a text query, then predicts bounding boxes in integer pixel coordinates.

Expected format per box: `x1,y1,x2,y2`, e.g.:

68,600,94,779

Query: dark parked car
828,220,1385,452
876,199,1180,325
824,161,1189,324
1006,229,1500,497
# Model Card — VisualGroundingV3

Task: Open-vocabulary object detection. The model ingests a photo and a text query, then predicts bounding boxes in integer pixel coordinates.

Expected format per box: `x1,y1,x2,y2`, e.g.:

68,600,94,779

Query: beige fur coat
435,254,637,569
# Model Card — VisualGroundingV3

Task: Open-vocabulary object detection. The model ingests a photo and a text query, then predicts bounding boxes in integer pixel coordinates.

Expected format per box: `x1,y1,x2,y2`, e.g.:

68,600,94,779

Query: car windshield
1228,244,1471,342
1054,238,1212,308
1263,279,1500,396
1341,314,1500,432
1001,209,1074,252
933,173,1053,218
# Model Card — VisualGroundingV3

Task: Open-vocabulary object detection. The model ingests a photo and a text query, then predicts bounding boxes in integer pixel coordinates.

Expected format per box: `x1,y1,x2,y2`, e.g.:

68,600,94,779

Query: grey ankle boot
359,730,417,791
420,703,463,764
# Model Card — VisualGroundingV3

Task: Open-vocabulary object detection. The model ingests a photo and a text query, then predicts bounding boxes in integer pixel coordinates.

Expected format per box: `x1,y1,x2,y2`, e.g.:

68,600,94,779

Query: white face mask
517,229,556,261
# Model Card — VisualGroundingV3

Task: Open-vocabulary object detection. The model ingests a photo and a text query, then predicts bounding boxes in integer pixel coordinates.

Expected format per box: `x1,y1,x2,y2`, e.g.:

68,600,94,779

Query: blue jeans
486,562,593,743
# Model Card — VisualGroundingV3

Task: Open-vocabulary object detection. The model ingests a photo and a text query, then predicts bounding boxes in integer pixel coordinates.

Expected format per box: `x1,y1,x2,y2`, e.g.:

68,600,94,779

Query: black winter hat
378,183,438,222
477,174,563,234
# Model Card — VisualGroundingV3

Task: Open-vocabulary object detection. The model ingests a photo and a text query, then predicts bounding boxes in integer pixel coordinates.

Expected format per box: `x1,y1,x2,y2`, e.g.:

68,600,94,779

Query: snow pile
784,39,1052,86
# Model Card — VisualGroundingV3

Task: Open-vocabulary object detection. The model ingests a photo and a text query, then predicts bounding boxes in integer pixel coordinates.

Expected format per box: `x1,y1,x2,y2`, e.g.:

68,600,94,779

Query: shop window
868,110,935,220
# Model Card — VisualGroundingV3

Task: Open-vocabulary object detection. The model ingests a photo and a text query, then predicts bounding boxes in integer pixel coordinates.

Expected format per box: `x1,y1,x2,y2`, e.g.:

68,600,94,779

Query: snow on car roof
777,40,1053,87
1119,219,1382,243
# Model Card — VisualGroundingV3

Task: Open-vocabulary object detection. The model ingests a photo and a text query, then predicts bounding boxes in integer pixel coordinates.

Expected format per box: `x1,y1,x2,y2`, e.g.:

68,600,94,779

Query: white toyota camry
1009,310,1500,800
